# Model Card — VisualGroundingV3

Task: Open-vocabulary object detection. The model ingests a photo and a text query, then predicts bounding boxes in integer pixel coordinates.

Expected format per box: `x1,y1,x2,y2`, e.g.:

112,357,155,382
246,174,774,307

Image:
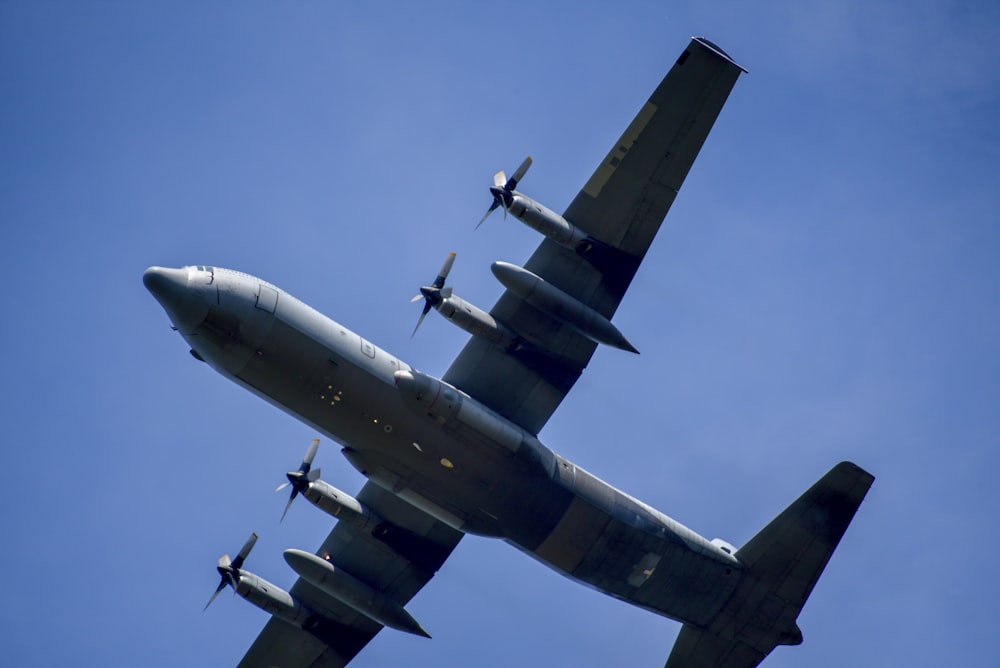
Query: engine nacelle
507,192,586,248
503,192,642,283
303,479,382,532
491,261,638,353
433,290,519,349
284,549,430,637
233,570,311,627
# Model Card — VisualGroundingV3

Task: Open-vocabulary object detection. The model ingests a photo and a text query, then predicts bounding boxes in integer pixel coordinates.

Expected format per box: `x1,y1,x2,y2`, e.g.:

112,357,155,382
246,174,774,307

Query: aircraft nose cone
143,266,189,309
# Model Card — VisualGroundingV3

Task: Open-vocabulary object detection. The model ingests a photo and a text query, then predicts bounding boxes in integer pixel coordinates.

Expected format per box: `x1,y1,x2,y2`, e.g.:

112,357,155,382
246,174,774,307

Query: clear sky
2,2,998,666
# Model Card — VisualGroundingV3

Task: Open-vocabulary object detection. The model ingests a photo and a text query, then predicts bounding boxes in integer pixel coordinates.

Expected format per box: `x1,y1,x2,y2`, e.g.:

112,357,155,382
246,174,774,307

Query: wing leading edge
444,38,746,434
237,481,463,668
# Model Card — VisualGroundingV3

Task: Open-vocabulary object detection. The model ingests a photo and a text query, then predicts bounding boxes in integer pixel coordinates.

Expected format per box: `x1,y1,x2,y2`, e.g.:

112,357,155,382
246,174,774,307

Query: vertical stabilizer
665,461,874,668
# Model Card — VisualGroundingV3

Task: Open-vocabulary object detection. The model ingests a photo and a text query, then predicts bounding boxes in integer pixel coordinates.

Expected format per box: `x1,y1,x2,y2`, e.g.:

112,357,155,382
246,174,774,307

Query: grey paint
143,37,872,668
145,263,742,625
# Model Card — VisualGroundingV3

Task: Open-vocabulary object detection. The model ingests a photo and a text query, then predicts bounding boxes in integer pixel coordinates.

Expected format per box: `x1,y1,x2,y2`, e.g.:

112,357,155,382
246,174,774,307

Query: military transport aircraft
144,37,873,668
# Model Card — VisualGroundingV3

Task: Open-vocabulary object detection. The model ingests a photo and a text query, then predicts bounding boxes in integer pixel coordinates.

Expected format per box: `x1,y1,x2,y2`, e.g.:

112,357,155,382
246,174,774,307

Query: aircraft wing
443,37,746,434
237,481,463,668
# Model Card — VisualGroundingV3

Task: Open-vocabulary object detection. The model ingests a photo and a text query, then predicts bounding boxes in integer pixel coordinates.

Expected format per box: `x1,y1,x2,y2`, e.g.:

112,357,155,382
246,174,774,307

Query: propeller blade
231,532,257,570
479,158,531,228
412,253,457,336
279,438,321,497
506,156,532,191
206,534,257,611
301,438,319,470
411,303,431,338
280,489,299,522
477,200,500,229
432,252,456,289
279,471,301,516
204,579,227,611
279,441,318,520
206,554,234,611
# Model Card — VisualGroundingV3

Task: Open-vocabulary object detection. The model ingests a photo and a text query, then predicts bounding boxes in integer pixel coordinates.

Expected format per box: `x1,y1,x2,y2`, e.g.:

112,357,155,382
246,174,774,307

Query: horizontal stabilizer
665,461,874,668
665,622,765,668
736,460,873,610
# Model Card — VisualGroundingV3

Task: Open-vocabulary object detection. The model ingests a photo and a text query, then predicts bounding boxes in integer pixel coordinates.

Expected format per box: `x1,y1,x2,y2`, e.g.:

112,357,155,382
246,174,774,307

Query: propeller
276,438,321,521
477,156,532,228
204,532,258,610
410,252,456,337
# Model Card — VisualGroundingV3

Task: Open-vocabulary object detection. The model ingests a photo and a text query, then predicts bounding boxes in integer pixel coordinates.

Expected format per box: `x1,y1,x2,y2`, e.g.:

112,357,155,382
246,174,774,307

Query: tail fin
665,461,874,668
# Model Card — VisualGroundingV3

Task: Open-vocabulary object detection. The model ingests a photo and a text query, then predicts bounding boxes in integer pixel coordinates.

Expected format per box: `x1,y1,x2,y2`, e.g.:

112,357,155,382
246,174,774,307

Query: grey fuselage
148,264,743,628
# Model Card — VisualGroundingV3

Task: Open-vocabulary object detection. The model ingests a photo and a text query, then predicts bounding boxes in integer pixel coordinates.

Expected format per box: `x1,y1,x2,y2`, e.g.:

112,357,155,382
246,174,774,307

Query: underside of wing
664,622,768,668
237,481,463,668
565,38,747,263
444,38,746,434
237,617,353,668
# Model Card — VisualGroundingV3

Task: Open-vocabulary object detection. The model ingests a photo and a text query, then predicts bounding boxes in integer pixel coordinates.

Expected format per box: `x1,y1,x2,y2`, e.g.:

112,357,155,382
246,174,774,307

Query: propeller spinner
276,438,321,521
410,252,456,337
477,156,532,228
204,532,258,610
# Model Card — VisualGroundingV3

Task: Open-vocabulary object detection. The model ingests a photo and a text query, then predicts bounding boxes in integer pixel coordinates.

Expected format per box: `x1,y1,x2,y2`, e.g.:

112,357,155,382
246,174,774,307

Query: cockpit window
186,265,214,284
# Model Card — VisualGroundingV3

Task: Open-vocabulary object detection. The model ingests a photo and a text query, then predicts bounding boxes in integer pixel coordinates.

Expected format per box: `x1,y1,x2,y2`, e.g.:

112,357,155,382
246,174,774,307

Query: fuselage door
256,284,278,313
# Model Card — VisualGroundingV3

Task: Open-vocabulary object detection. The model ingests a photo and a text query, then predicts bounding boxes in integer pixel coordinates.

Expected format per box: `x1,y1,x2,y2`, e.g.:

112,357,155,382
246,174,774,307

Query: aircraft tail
664,461,874,668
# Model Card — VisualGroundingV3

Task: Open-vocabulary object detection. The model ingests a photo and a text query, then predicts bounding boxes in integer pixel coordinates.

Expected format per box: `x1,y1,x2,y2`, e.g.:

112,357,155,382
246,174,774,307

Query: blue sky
2,1,998,666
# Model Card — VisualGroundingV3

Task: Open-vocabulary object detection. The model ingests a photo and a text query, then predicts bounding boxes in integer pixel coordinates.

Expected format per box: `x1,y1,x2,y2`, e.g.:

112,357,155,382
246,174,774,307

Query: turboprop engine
203,533,311,628
409,252,519,348
476,157,642,279
205,532,430,640
276,439,381,530
477,157,586,248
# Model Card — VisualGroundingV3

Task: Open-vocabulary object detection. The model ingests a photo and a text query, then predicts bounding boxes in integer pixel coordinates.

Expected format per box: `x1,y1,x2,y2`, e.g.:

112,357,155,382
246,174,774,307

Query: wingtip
691,36,749,73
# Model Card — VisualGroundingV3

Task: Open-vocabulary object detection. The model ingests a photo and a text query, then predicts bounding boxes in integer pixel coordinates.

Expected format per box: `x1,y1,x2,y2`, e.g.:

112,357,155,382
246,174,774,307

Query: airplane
144,37,873,668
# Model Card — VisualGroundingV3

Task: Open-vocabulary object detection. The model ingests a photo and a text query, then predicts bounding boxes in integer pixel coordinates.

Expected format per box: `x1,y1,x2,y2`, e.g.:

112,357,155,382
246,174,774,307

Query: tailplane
665,461,874,668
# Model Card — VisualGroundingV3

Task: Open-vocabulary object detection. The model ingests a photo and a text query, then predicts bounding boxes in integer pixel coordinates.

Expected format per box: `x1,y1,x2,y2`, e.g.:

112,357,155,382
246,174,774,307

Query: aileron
566,36,745,259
